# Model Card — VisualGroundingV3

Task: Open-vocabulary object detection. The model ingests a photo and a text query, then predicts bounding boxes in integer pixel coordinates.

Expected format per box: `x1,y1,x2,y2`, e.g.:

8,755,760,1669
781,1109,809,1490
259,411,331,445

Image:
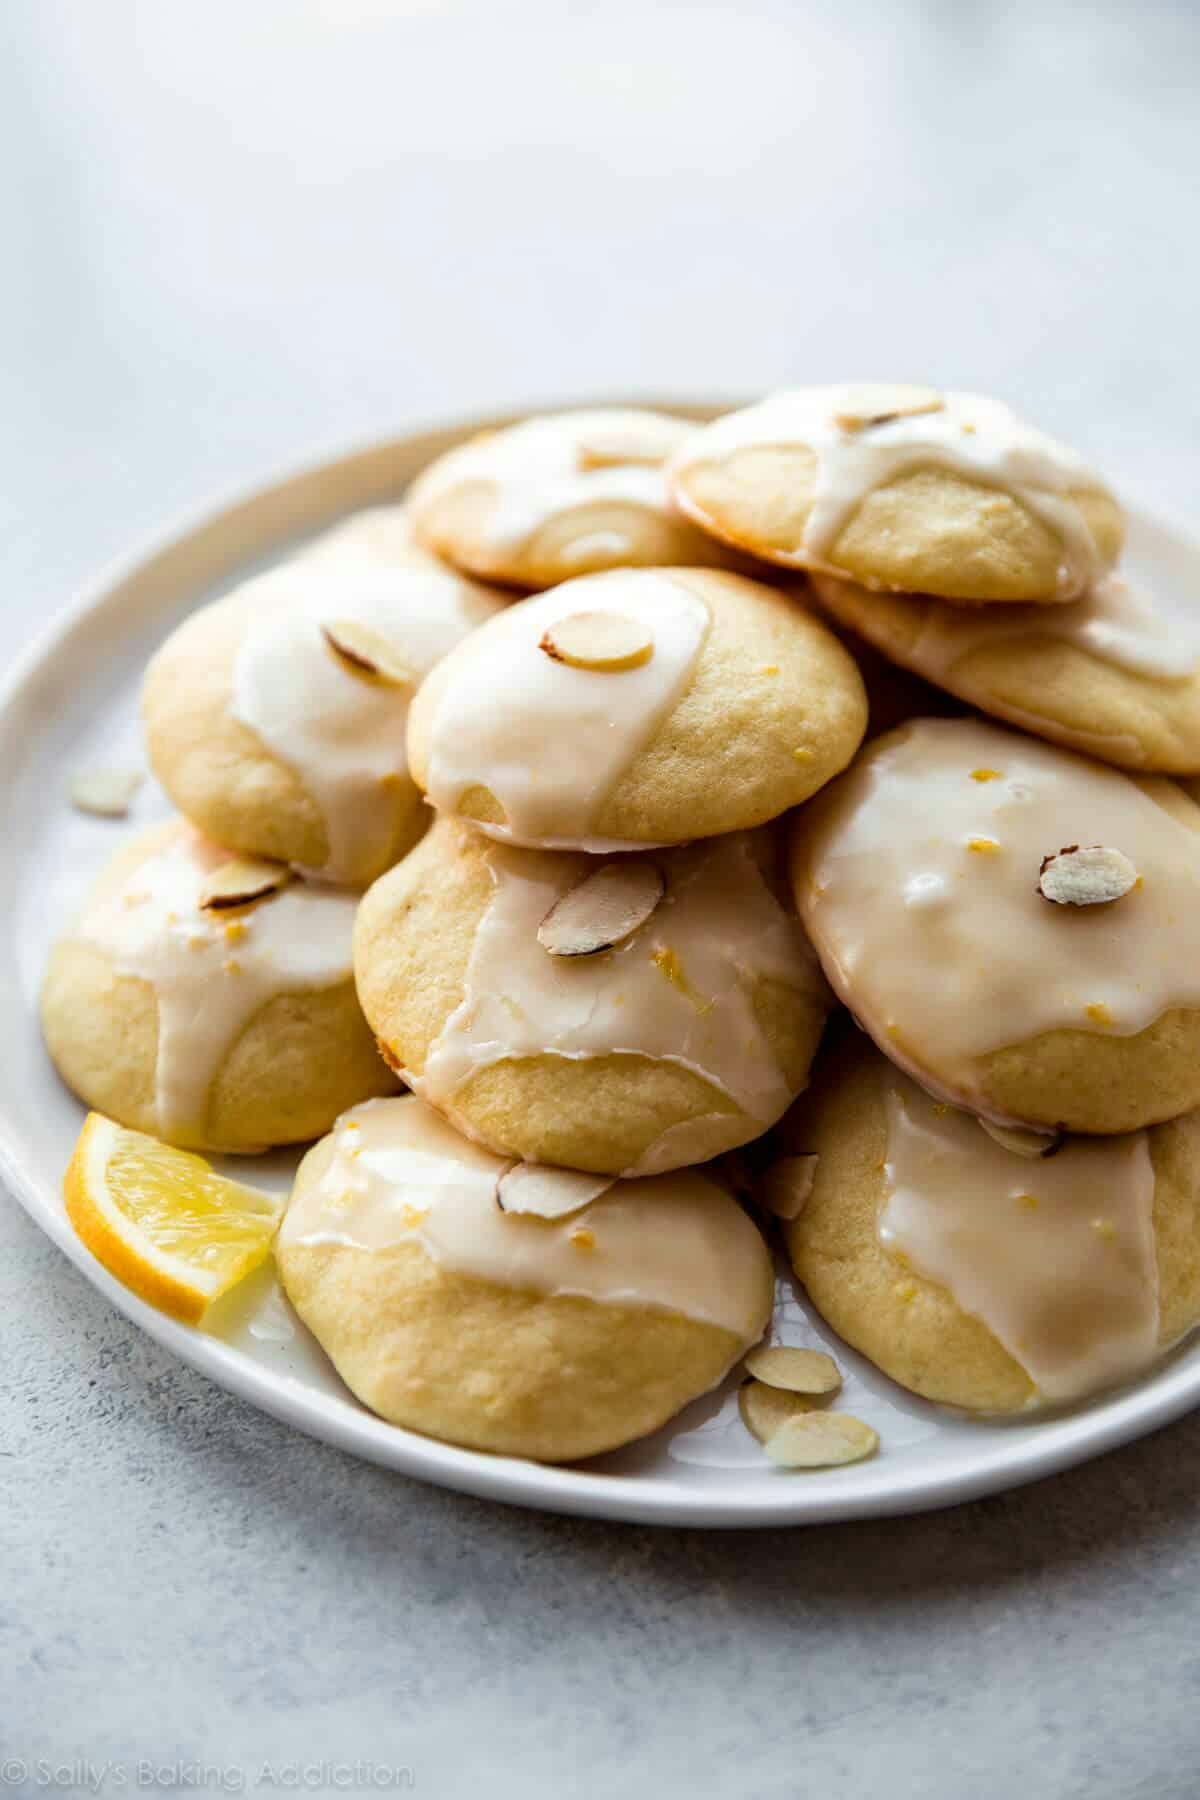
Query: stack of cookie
42,392,1200,1466
673,384,1200,1418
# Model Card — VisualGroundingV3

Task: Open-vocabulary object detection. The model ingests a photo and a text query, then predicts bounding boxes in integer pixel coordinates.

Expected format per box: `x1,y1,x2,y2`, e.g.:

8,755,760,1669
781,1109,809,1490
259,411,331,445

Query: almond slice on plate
979,1120,1065,1159
538,861,664,957
539,611,654,672
199,857,292,911
494,1164,614,1219
69,767,143,818
738,1380,822,1445
744,1345,842,1396
322,620,416,687
765,1411,879,1469
758,1154,818,1221
832,384,943,432
1037,845,1137,907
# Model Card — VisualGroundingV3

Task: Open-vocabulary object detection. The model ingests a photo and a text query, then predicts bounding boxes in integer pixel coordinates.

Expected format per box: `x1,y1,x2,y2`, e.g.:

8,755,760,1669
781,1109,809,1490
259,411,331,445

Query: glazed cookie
406,408,735,589
778,1035,1200,1412
669,385,1123,603
809,569,1200,774
302,502,436,572
791,716,1200,1135
41,820,395,1152
354,819,833,1175
143,548,506,884
277,1095,774,1461
407,566,868,850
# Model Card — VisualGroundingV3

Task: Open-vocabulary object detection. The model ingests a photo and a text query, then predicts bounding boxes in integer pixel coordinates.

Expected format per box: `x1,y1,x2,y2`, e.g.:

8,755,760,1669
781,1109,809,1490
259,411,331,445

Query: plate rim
4,412,1200,1528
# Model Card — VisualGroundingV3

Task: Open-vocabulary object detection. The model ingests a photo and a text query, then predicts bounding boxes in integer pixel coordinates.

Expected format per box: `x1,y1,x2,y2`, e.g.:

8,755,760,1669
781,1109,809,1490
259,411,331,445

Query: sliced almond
1038,845,1138,907
322,620,416,687
69,767,143,818
198,857,292,911
738,1380,822,1444
744,1345,842,1396
538,861,664,957
765,1411,879,1470
758,1154,818,1222
832,383,944,432
539,611,654,672
494,1164,614,1219
576,440,664,471
980,1119,1065,1160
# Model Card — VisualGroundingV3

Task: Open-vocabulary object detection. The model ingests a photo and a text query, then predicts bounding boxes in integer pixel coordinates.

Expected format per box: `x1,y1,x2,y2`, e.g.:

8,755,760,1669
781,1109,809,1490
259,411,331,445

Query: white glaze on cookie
281,1094,771,1339
413,831,827,1175
672,388,1116,598
422,570,710,848
230,559,502,882
796,717,1200,1121
73,826,357,1141
879,1069,1159,1404
408,410,695,561
813,571,1200,686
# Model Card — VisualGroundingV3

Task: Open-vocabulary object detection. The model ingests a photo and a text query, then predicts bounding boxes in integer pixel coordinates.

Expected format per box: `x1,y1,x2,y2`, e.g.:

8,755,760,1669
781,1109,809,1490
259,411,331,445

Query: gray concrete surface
3,3,1200,1794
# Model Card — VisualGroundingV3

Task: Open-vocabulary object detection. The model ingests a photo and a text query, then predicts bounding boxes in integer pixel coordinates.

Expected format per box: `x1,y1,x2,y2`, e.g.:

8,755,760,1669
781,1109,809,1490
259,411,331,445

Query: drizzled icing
409,409,696,559
413,830,827,1176
280,1094,771,1339
421,571,710,848
230,558,503,882
797,717,1200,1119
72,825,358,1141
819,570,1200,686
879,1068,1159,1405
673,387,1115,597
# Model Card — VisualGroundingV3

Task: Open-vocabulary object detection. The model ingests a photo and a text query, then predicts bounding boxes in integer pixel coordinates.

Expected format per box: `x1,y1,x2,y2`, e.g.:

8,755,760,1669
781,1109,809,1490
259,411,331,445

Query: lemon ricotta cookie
143,547,506,885
669,385,1123,603
406,566,868,850
779,1035,1200,1413
808,569,1200,773
354,818,832,1175
791,715,1200,1135
277,1095,774,1460
41,820,395,1152
406,407,736,589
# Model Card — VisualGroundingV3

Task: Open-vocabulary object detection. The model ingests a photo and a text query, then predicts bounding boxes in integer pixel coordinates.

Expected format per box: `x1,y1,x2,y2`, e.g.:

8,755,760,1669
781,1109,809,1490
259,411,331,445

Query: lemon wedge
64,1114,284,1325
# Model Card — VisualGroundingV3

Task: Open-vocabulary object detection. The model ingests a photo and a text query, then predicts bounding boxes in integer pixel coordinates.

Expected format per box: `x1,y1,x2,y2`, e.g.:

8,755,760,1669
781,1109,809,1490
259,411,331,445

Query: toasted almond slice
322,620,416,687
833,384,944,432
1037,845,1138,907
766,1411,879,1469
758,1154,818,1221
576,440,664,471
738,1379,822,1444
744,1345,842,1396
539,611,654,672
69,767,143,818
494,1164,614,1219
538,861,664,957
199,857,292,911
980,1119,1065,1159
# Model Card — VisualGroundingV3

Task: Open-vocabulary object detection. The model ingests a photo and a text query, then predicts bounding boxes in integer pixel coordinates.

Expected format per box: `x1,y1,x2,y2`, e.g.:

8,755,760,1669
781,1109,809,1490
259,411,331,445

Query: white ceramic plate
5,413,1200,1528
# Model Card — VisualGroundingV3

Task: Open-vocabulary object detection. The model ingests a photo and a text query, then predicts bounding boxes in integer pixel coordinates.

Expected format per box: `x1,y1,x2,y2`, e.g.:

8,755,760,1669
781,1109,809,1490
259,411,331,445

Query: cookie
809,569,1200,774
779,1034,1200,1412
143,540,506,884
406,408,736,589
41,820,395,1152
669,385,1123,603
791,716,1200,1134
276,1095,774,1461
354,819,832,1175
406,566,868,850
